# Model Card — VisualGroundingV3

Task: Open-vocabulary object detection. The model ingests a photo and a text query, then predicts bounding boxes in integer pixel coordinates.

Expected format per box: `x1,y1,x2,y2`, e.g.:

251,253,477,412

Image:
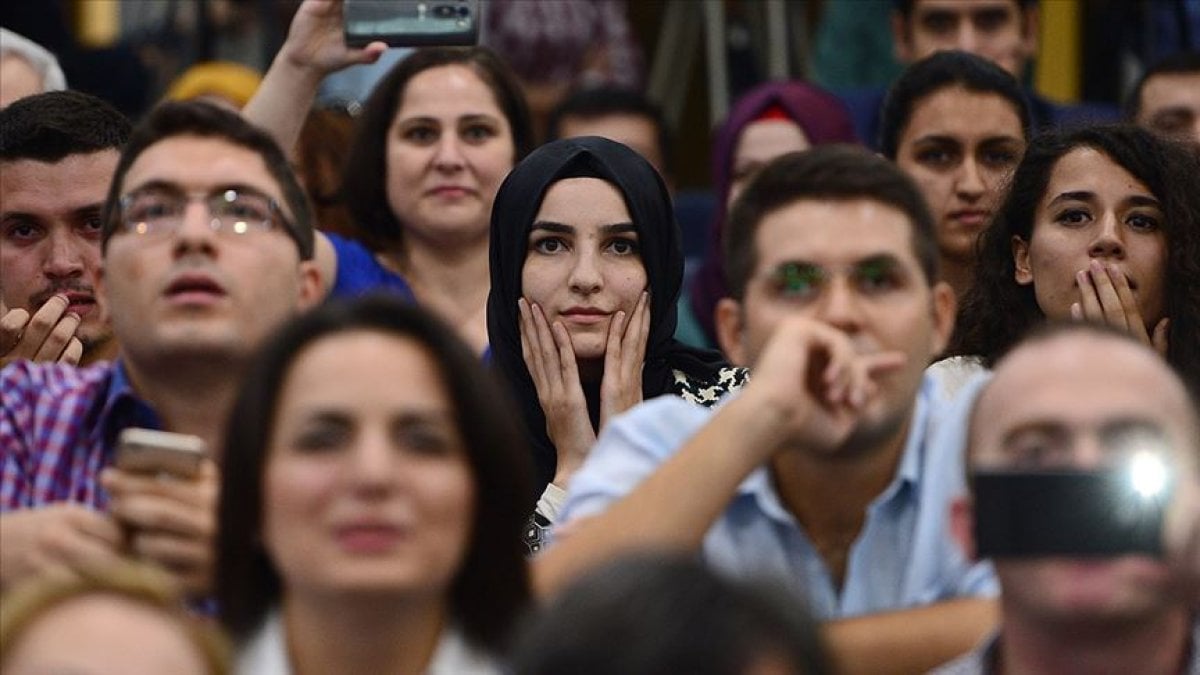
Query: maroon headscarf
688,81,859,346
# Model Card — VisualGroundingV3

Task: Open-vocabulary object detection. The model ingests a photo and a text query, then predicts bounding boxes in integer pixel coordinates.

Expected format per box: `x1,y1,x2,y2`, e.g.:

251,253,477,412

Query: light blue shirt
558,371,996,620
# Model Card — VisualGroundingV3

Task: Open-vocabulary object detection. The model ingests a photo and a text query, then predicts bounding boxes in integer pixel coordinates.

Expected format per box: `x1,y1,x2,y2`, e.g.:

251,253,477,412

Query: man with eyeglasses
933,322,1199,674
0,102,322,598
536,147,999,673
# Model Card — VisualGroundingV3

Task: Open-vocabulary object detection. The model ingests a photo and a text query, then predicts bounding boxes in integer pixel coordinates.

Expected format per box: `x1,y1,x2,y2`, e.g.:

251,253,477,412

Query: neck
939,255,975,301
282,592,448,675
769,417,910,586
999,609,1191,675
380,238,490,353
121,354,240,457
81,336,120,366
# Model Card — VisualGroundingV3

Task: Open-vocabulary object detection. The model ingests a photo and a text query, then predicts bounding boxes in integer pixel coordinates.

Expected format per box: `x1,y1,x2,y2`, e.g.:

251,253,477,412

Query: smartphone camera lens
433,4,456,19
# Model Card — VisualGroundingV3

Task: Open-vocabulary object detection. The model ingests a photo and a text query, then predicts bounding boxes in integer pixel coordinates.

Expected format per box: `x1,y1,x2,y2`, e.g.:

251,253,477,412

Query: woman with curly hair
945,125,1200,394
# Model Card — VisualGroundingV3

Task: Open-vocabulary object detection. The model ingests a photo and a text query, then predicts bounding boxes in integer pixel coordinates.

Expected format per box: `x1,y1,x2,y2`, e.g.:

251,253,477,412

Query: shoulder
325,233,412,298
1,361,112,405
927,633,998,675
428,627,501,675
234,612,290,675
671,366,749,407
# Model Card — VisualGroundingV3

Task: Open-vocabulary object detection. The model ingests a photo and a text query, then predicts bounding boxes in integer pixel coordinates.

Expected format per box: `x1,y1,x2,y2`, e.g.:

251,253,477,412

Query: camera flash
1129,451,1168,499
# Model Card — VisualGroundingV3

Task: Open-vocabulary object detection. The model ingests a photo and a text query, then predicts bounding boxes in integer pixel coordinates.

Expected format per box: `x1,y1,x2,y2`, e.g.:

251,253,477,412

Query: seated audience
215,296,532,674
686,80,858,349
0,562,228,674
1126,50,1200,146
545,85,672,182
839,0,1118,150
1,91,130,367
946,124,1200,394
0,102,321,598
880,51,1031,299
486,136,744,549
243,2,532,354
537,147,997,675
934,322,1200,674
0,28,66,109
512,553,833,675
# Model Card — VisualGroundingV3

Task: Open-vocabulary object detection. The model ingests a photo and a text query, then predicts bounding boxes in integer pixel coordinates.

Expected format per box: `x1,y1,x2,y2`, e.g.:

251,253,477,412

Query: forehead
1139,72,1200,111
976,336,1195,454
911,0,1021,19
559,115,659,155
1,150,118,214
1041,147,1154,205
902,87,1024,142
753,198,921,270
535,177,629,221
735,120,809,163
395,64,503,119
121,135,282,201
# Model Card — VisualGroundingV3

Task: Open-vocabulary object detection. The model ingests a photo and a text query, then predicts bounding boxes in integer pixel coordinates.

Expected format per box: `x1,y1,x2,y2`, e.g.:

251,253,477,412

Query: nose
432,133,466,172
814,276,862,333
347,431,397,498
568,250,603,295
171,201,219,259
955,156,986,200
43,228,86,279
1087,212,1125,260
954,23,980,53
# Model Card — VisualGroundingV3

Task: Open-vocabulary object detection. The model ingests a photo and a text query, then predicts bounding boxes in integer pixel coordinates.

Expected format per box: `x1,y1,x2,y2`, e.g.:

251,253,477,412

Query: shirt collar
91,359,163,450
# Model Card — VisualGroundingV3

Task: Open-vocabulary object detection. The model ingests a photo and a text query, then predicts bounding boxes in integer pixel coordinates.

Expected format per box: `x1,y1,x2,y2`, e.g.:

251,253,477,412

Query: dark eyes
530,236,640,256
1053,209,1160,232
290,421,453,456
401,123,497,144
532,236,566,254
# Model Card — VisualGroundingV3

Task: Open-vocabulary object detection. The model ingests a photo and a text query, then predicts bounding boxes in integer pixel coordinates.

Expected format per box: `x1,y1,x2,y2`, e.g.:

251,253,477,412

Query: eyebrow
530,221,636,235
125,180,276,200
769,253,906,273
1,202,105,222
1047,190,1161,209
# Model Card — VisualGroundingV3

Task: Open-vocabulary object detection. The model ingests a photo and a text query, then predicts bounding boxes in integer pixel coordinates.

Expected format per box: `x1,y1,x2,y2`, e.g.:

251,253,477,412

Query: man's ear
1012,235,1033,286
296,261,323,311
951,494,978,561
1020,5,1039,65
714,297,747,366
891,11,914,62
930,281,957,356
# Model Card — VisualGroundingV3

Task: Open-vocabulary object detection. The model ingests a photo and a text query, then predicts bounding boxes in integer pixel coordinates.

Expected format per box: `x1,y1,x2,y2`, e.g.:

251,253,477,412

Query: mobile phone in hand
344,0,479,48
115,428,207,479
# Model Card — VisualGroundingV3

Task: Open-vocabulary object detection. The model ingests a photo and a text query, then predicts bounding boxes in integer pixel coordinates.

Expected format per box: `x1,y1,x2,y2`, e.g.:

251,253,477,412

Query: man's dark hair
0,90,130,162
545,86,671,171
99,101,314,260
1125,50,1200,119
891,0,1035,19
724,145,939,301
880,50,1032,159
216,296,533,653
511,553,833,675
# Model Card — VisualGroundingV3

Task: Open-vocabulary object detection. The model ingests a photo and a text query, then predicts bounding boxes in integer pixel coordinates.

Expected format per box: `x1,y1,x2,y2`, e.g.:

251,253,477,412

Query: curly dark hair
947,125,1200,394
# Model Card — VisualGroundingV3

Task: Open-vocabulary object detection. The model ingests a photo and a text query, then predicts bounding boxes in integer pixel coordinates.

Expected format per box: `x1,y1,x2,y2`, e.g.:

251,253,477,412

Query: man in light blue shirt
536,146,995,673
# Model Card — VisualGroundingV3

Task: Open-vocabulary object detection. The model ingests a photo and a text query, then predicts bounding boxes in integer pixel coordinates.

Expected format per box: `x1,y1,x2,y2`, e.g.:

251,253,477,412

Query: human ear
1012,235,1033,286
929,281,957,356
714,297,747,365
891,12,914,62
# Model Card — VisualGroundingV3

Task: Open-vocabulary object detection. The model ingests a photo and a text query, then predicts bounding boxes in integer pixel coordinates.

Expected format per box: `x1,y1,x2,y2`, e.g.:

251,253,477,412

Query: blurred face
263,331,475,600
3,594,208,675
386,64,515,247
1013,147,1168,328
971,335,1196,626
1136,72,1200,146
99,136,319,364
896,87,1024,264
895,0,1035,78
558,113,665,177
724,198,954,452
0,55,43,109
1,150,117,350
728,120,810,208
521,177,647,363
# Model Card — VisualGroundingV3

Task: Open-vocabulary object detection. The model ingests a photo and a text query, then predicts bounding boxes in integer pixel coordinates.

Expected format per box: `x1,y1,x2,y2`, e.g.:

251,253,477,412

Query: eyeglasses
117,186,292,239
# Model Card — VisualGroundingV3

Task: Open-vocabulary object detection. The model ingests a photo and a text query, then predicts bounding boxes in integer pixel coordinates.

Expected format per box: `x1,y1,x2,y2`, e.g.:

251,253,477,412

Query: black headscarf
487,136,729,496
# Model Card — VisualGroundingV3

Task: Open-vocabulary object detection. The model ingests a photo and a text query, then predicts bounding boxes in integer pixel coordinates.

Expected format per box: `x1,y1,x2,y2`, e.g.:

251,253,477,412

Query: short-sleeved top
558,371,997,620
1,360,160,511
326,232,416,301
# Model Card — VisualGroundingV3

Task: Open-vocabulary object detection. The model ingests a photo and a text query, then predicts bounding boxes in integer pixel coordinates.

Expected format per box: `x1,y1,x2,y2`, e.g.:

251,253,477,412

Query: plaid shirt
1,360,161,512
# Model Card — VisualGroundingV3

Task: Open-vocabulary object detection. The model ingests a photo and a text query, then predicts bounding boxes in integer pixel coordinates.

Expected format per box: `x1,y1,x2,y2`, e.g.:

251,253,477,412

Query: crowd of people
2,1,1199,674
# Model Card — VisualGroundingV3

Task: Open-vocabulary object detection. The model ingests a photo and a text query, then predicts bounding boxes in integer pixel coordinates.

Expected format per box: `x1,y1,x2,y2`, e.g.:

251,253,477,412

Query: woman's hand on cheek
519,298,597,485
1072,261,1169,356
600,291,649,428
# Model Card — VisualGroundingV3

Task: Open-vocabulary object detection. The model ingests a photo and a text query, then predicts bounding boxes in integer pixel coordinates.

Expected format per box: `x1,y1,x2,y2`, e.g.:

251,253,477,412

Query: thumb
1152,317,1170,357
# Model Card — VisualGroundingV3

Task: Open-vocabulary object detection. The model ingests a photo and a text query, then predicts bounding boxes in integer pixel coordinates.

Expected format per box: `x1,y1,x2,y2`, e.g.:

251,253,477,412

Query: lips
60,292,96,317
947,209,990,228
560,307,610,325
427,185,474,198
163,272,227,305
333,522,407,554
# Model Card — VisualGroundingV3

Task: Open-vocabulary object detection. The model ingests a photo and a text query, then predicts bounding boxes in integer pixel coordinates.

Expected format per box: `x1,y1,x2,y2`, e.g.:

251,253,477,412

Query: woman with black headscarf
487,137,747,553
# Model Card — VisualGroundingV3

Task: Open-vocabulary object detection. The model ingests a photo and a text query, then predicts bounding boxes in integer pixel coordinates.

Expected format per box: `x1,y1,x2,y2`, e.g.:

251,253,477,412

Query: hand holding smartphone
344,0,479,47
115,428,207,479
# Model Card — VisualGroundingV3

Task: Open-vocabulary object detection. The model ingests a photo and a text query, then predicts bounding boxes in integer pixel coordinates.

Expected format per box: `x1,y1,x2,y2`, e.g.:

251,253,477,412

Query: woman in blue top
314,47,532,354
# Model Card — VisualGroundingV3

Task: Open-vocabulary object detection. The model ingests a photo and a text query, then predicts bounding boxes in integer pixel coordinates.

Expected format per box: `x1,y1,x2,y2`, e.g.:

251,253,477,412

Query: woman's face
263,331,475,600
385,64,515,246
728,119,810,208
521,177,648,362
896,86,1025,264
1014,147,1168,327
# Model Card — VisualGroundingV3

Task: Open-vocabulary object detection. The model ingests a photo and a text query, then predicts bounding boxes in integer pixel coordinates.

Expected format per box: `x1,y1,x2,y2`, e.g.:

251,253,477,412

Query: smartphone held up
344,0,479,48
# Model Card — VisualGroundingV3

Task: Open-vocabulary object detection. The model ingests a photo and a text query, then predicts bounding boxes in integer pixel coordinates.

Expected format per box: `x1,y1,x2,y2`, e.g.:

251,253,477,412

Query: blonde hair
0,562,230,674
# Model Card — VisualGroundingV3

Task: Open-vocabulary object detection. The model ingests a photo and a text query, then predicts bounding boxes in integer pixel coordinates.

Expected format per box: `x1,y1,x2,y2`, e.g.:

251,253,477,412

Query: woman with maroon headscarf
683,81,859,350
